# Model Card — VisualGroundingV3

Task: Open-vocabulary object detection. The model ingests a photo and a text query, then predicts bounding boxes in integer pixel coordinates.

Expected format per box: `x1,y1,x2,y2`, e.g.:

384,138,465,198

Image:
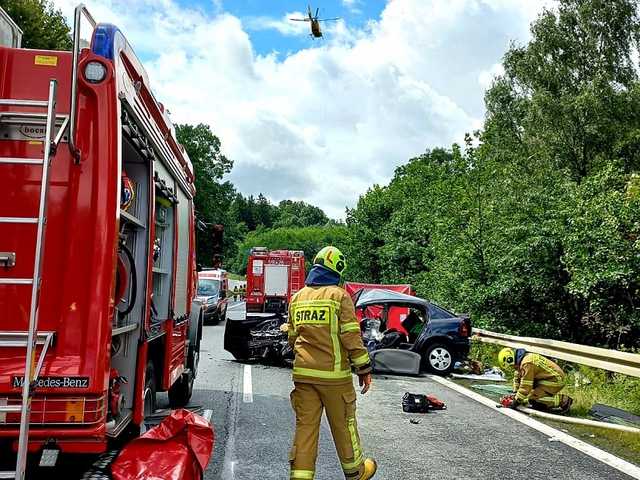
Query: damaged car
355,289,471,375
224,311,293,365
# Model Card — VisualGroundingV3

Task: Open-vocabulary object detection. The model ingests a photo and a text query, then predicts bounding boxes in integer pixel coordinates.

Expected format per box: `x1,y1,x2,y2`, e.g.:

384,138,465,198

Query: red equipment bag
111,409,215,480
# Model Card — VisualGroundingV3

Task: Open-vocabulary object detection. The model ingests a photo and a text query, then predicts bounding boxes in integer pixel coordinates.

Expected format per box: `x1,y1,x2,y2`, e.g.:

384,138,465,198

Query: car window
198,279,220,296
428,303,455,319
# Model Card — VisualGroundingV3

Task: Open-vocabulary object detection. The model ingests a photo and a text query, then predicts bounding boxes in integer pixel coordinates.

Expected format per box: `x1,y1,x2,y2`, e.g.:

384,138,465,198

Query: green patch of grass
561,365,640,417
543,420,640,465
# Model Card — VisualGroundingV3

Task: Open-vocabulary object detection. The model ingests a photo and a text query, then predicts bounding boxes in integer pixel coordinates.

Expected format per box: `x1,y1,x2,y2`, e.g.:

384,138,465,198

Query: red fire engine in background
0,5,204,477
245,248,305,313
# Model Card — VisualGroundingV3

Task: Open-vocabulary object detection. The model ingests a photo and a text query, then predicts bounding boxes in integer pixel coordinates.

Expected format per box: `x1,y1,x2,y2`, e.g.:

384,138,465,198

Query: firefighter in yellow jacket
286,246,377,480
498,348,573,413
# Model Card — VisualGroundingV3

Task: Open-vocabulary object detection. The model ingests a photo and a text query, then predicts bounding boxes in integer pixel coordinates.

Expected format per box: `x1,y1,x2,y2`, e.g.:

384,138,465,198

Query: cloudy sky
53,0,551,218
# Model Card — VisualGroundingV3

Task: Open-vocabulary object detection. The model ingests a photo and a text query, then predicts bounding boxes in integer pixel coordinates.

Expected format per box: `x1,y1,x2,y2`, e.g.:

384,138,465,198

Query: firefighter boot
558,395,573,414
358,458,377,480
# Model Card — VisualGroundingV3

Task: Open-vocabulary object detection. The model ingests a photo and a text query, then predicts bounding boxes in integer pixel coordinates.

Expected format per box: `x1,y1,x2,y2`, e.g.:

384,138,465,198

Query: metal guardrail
473,328,640,378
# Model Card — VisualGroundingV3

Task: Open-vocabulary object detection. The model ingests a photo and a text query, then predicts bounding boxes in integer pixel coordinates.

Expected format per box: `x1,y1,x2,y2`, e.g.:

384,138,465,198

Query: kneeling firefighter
498,348,573,413
286,246,377,480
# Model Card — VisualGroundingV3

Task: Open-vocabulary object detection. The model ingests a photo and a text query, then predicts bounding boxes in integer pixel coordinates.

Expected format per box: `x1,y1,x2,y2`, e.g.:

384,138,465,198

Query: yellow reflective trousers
514,353,568,408
287,284,372,479
289,382,365,480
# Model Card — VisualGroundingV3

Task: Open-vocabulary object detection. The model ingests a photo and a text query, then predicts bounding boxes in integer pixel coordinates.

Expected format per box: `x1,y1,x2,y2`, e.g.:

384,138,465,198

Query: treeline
346,0,640,349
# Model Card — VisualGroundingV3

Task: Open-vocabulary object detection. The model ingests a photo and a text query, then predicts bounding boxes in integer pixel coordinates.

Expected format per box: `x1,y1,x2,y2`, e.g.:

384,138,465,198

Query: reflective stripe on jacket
514,353,565,403
287,285,372,385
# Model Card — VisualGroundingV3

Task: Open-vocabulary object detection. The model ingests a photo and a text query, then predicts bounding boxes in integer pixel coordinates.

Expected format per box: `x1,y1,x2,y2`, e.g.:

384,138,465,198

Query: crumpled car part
248,318,293,364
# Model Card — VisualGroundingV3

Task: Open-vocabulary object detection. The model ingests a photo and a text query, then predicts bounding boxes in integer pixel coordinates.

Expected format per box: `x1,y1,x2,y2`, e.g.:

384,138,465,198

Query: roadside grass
228,272,246,281
463,340,640,464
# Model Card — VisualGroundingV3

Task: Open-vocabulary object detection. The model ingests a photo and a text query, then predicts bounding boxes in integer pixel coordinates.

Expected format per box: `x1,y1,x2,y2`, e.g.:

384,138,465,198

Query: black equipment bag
402,392,431,413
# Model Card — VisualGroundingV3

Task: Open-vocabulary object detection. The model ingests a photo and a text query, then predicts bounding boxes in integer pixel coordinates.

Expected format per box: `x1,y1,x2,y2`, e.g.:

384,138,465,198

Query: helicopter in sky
290,5,340,38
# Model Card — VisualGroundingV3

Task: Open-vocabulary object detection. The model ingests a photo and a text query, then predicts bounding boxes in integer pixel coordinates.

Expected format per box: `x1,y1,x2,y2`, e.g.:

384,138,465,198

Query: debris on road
454,360,484,375
402,393,447,413
409,418,421,424
403,393,431,413
426,395,447,410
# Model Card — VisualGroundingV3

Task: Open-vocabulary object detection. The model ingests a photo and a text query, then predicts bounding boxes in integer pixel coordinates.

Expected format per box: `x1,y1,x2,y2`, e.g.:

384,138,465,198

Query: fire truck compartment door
264,265,288,296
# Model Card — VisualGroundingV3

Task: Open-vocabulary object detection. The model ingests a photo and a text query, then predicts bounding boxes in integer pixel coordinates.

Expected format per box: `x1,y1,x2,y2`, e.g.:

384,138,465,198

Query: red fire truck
0,5,203,477
245,248,305,313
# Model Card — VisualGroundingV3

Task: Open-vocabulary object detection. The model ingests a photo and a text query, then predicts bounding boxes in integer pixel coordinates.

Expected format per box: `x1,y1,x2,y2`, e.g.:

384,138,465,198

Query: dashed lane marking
430,374,640,480
203,409,213,423
243,365,253,403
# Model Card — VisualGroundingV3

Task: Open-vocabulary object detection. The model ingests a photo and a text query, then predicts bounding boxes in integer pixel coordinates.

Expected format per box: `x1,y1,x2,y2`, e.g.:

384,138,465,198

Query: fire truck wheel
168,371,193,407
169,332,198,407
143,362,157,418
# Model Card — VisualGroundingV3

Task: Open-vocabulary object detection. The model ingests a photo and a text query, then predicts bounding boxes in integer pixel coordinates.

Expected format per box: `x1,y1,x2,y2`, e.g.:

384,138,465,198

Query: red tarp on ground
344,282,413,333
111,409,215,480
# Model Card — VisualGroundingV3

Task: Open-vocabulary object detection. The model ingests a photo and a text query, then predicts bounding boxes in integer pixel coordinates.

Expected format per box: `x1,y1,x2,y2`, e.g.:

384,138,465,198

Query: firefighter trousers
289,382,365,480
528,380,569,409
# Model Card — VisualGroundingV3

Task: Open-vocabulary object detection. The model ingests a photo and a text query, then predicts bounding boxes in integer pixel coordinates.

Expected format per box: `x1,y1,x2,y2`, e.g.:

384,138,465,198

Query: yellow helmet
314,246,347,276
498,348,515,370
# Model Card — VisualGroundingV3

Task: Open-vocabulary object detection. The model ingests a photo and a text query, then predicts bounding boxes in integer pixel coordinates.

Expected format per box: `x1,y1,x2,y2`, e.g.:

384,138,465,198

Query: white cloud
478,63,506,90
342,0,362,14
244,12,310,37
53,0,548,218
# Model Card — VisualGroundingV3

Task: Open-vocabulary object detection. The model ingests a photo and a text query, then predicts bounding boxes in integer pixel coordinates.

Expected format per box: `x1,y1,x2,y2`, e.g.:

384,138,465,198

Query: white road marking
203,409,213,423
430,375,640,480
221,369,242,480
243,364,253,403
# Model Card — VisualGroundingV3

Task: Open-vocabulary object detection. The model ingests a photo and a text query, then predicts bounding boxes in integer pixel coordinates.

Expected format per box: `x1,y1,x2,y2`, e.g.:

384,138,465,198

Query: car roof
199,269,226,279
354,288,430,309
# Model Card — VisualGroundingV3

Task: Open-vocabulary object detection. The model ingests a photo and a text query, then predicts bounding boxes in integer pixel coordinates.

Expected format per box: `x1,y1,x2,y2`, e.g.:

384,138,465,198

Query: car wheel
168,372,194,407
423,343,454,375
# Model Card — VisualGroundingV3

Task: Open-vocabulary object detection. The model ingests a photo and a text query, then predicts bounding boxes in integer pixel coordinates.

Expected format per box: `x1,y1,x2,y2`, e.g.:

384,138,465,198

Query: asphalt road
170,303,635,480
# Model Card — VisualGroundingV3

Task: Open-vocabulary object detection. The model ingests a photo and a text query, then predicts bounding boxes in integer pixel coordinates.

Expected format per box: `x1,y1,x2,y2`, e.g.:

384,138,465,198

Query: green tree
345,0,640,348
1,0,72,50
274,200,329,228
175,123,238,265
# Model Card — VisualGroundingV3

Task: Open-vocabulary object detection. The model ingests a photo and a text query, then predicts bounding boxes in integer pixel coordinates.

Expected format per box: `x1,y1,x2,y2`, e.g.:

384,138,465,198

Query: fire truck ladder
0,80,61,480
